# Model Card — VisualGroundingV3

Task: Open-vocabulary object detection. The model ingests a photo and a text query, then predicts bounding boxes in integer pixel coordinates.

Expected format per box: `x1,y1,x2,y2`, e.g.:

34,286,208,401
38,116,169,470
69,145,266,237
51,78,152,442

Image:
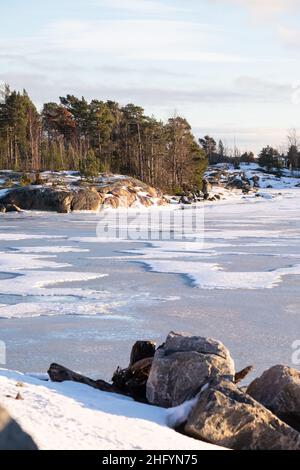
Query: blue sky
1,0,300,153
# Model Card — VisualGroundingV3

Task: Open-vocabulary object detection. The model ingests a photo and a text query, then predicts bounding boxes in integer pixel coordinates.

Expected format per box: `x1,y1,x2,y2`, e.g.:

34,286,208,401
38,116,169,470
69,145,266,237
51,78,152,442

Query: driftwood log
234,365,254,384
48,341,157,403
112,341,156,402
48,363,122,395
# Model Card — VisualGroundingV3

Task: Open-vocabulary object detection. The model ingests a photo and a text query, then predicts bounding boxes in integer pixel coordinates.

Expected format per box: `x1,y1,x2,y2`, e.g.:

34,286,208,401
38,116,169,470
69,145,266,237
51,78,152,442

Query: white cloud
279,26,300,48
214,0,298,16
93,0,180,13
1,19,245,64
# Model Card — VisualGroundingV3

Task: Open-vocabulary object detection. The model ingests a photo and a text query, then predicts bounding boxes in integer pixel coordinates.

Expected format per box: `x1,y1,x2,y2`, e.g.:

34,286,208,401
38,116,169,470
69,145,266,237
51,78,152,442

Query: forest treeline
1,85,299,193
0,86,207,192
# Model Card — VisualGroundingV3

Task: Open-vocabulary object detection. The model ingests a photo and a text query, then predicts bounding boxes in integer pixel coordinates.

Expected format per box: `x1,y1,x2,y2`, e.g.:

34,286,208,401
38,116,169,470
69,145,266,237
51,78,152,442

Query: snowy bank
0,369,223,450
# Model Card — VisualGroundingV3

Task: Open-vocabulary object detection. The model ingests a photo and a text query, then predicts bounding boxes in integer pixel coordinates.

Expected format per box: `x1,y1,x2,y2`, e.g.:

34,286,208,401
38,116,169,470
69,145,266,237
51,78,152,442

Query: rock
111,188,136,207
146,332,235,408
247,365,300,431
226,177,251,192
71,189,102,211
184,379,300,450
0,404,38,450
251,175,260,188
157,198,169,206
202,179,212,197
146,187,159,198
180,195,193,205
0,187,73,213
103,195,120,209
138,196,153,207
0,175,168,212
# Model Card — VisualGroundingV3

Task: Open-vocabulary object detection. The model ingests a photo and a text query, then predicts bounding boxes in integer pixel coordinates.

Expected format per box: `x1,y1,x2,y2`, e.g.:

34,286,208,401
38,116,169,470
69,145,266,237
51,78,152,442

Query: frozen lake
0,189,300,382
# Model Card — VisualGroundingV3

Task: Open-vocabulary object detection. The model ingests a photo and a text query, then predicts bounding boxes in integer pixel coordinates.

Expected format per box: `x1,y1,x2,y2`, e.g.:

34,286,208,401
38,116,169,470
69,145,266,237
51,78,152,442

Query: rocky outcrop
0,404,38,450
184,379,300,450
226,176,251,193
202,179,212,198
251,175,260,188
0,187,74,213
0,176,168,213
247,365,300,431
146,332,235,407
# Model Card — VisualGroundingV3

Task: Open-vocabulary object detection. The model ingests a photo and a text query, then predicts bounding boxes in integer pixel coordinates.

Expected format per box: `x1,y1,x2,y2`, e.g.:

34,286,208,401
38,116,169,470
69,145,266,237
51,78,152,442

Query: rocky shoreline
0,165,299,213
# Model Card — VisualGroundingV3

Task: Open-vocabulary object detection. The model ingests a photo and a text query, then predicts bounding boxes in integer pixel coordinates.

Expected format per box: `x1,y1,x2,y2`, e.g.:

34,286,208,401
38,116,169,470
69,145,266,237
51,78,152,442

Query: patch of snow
0,370,224,450
166,395,199,429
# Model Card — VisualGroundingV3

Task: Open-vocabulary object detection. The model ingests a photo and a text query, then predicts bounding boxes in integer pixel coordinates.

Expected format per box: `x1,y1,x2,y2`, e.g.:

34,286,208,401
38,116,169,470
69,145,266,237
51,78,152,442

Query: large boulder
202,179,212,197
0,187,73,213
184,379,300,450
71,189,102,211
0,404,38,450
247,365,300,431
226,177,251,193
1,187,103,213
103,195,120,209
146,332,235,408
110,188,137,207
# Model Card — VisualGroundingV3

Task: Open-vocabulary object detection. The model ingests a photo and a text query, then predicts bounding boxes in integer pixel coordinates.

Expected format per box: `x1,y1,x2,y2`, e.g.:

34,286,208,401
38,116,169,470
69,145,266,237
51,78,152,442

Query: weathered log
131,357,153,375
129,341,156,367
234,365,254,384
111,356,154,403
48,363,121,394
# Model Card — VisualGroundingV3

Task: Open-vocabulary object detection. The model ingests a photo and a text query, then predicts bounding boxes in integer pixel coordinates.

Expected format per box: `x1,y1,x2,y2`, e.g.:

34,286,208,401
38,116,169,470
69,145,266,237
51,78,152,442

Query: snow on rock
0,171,168,212
0,369,224,450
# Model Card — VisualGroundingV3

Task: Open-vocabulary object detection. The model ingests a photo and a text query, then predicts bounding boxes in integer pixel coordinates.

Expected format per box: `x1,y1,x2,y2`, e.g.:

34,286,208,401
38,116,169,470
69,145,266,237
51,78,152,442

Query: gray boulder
71,189,102,211
184,379,300,450
0,404,38,450
0,187,73,213
202,179,212,197
247,365,300,431
146,332,235,408
226,177,251,193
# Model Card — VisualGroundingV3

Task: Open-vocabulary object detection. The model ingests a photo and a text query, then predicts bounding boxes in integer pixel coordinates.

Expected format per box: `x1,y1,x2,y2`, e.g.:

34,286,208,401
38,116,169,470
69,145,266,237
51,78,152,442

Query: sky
1,0,300,153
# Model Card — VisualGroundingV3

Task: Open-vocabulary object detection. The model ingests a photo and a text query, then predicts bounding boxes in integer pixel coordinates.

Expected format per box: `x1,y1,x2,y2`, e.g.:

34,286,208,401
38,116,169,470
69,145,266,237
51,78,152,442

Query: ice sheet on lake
13,246,90,254
142,259,300,289
0,252,70,270
0,270,108,297
0,233,65,241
